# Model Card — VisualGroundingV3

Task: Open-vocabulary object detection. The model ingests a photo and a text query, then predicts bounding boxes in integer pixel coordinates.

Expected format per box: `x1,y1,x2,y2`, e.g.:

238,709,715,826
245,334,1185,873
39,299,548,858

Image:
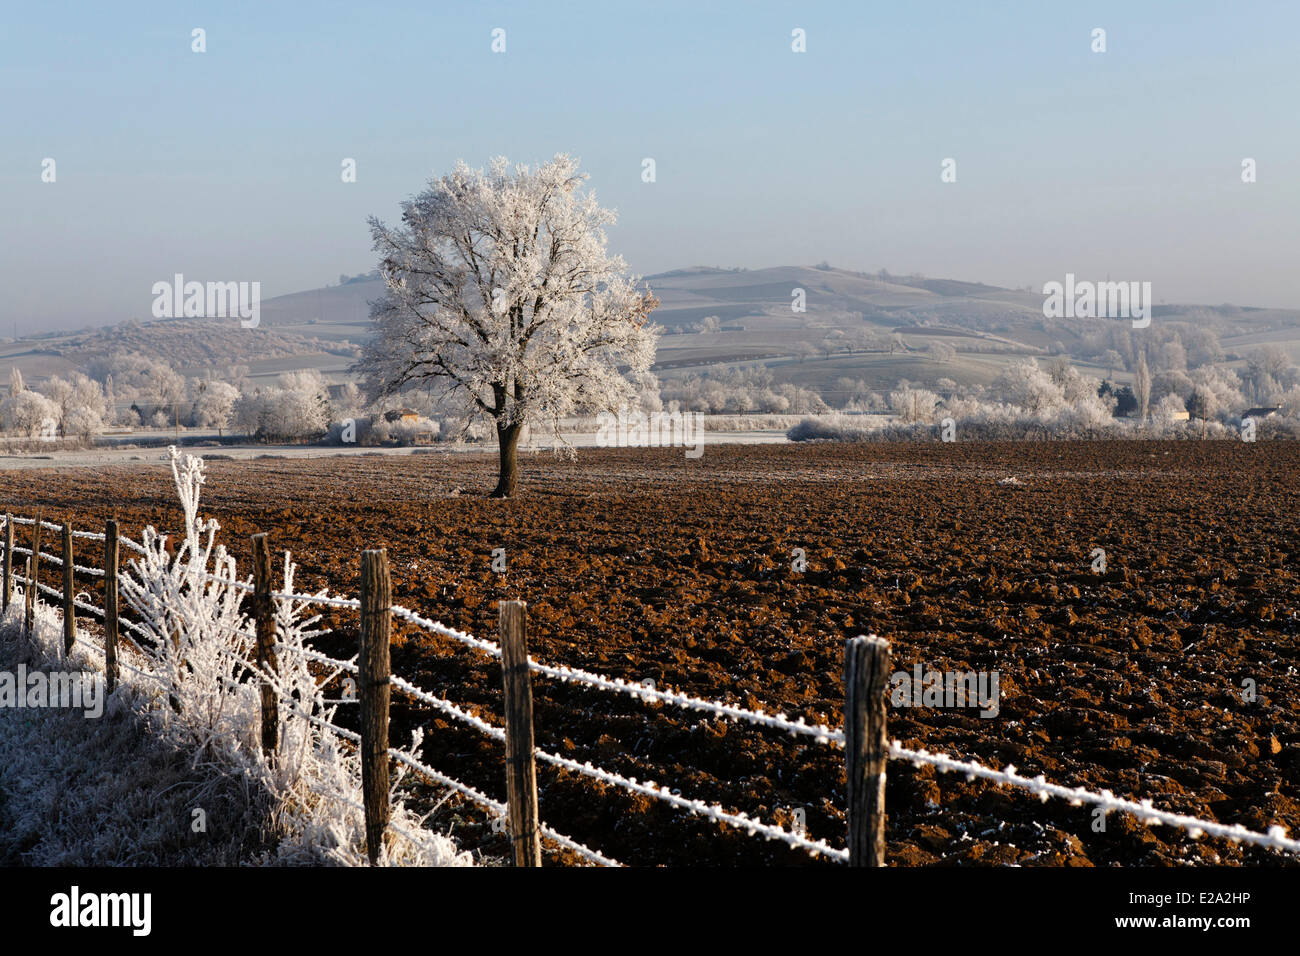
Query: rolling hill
5,265,1299,397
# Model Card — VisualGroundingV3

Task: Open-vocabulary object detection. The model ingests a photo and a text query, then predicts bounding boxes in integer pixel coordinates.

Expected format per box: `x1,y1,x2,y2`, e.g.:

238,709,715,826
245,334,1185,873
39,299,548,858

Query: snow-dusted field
0,429,792,471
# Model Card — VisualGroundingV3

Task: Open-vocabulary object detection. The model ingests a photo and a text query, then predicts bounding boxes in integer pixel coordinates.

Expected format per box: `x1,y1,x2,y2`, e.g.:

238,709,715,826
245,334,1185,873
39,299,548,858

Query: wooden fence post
844,634,890,867
2,514,12,613
104,520,119,693
23,557,33,635
251,534,278,756
62,522,76,657
359,548,392,865
499,600,542,867
24,511,41,635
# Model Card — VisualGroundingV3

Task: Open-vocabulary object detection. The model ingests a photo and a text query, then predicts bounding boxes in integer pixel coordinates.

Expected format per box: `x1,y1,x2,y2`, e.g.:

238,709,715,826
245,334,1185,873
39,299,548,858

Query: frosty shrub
888,387,940,424
116,447,469,865
784,358,1263,442
122,487,250,752
387,416,440,445
4,389,59,437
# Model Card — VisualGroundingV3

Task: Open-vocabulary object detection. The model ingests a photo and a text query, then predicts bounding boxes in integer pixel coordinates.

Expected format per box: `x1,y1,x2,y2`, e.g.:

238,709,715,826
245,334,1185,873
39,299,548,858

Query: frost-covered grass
0,449,472,867
699,413,822,432
0,602,269,865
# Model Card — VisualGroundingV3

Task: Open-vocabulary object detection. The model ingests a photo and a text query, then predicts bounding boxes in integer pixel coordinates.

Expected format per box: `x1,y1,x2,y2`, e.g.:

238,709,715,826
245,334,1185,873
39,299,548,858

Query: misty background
3,0,1299,336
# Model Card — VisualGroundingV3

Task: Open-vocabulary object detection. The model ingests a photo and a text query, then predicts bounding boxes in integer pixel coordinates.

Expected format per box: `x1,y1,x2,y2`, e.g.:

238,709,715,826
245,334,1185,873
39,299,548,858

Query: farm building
1242,406,1281,420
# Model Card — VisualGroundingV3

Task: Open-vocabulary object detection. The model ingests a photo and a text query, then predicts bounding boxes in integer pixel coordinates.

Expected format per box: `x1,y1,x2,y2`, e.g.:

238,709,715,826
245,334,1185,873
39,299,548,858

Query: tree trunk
491,420,524,498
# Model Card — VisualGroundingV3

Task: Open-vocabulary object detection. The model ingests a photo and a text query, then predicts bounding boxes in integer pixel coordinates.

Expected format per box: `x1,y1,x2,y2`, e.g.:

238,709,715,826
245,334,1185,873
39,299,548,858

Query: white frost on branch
355,154,660,445
115,447,468,865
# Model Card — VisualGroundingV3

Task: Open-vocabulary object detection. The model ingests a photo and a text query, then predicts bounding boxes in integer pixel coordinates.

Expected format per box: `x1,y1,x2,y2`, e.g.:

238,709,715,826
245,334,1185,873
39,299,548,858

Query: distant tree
332,382,365,421
355,154,659,497
255,371,332,440
6,389,58,437
231,388,264,438
1186,387,1211,420
64,404,102,442
1277,385,1300,419
192,381,240,436
104,374,117,424
1156,339,1187,373
928,341,957,364
888,386,940,424
995,360,1065,414
43,376,74,424
147,364,186,412
1188,365,1244,418
1134,354,1152,422
1046,356,1073,385
1111,385,1138,418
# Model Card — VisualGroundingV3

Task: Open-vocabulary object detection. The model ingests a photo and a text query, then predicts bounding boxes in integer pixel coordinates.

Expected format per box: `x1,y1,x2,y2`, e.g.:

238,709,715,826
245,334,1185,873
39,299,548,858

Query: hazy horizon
5,0,1299,335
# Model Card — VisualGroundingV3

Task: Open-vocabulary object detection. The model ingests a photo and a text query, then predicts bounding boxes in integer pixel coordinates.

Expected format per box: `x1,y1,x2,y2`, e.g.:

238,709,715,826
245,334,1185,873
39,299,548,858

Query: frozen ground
0,429,791,471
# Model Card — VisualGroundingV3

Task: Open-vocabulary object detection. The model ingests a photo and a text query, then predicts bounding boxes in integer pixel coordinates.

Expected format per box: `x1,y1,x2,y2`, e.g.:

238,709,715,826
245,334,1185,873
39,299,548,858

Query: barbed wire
10,527,1300,863
890,742,1300,855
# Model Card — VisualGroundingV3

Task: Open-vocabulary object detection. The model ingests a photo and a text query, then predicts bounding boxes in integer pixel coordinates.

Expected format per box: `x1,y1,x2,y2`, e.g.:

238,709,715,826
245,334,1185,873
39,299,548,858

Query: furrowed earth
3,440,1299,867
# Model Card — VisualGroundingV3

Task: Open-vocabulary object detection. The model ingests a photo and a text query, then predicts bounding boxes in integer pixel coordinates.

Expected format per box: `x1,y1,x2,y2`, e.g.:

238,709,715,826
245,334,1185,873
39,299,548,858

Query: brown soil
3,441,1299,867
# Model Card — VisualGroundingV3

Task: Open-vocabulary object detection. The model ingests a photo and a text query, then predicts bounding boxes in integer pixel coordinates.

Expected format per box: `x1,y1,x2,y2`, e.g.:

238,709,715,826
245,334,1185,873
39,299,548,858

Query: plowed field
3,441,1299,866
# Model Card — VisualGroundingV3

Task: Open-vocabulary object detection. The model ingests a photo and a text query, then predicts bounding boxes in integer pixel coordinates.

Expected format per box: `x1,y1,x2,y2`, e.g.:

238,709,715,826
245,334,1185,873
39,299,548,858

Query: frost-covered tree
994,360,1065,415
1134,354,1151,422
927,341,956,364
332,381,365,421
231,387,264,438
1243,346,1296,404
1277,385,1300,419
87,351,185,421
1188,365,1244,419
266,371,331,439
1100,349,1125,378
62,373,107,440
889,386,940,423
192,381,240,435
232,372,331,441
43,376,74,421
7,389,60,437
356,154,660,497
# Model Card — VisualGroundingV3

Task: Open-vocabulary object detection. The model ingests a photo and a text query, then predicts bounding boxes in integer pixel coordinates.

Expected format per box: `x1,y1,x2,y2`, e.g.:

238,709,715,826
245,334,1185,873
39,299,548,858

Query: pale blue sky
2,0,1297,332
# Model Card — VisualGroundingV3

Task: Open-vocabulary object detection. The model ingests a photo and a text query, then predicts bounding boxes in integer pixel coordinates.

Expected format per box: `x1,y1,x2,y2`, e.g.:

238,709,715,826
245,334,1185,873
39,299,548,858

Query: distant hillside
6,265,1300,398
0,317,362,388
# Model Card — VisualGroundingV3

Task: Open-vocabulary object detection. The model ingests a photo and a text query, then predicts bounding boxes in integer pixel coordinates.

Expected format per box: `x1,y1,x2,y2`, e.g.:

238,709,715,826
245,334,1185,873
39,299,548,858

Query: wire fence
3,510,1299,865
